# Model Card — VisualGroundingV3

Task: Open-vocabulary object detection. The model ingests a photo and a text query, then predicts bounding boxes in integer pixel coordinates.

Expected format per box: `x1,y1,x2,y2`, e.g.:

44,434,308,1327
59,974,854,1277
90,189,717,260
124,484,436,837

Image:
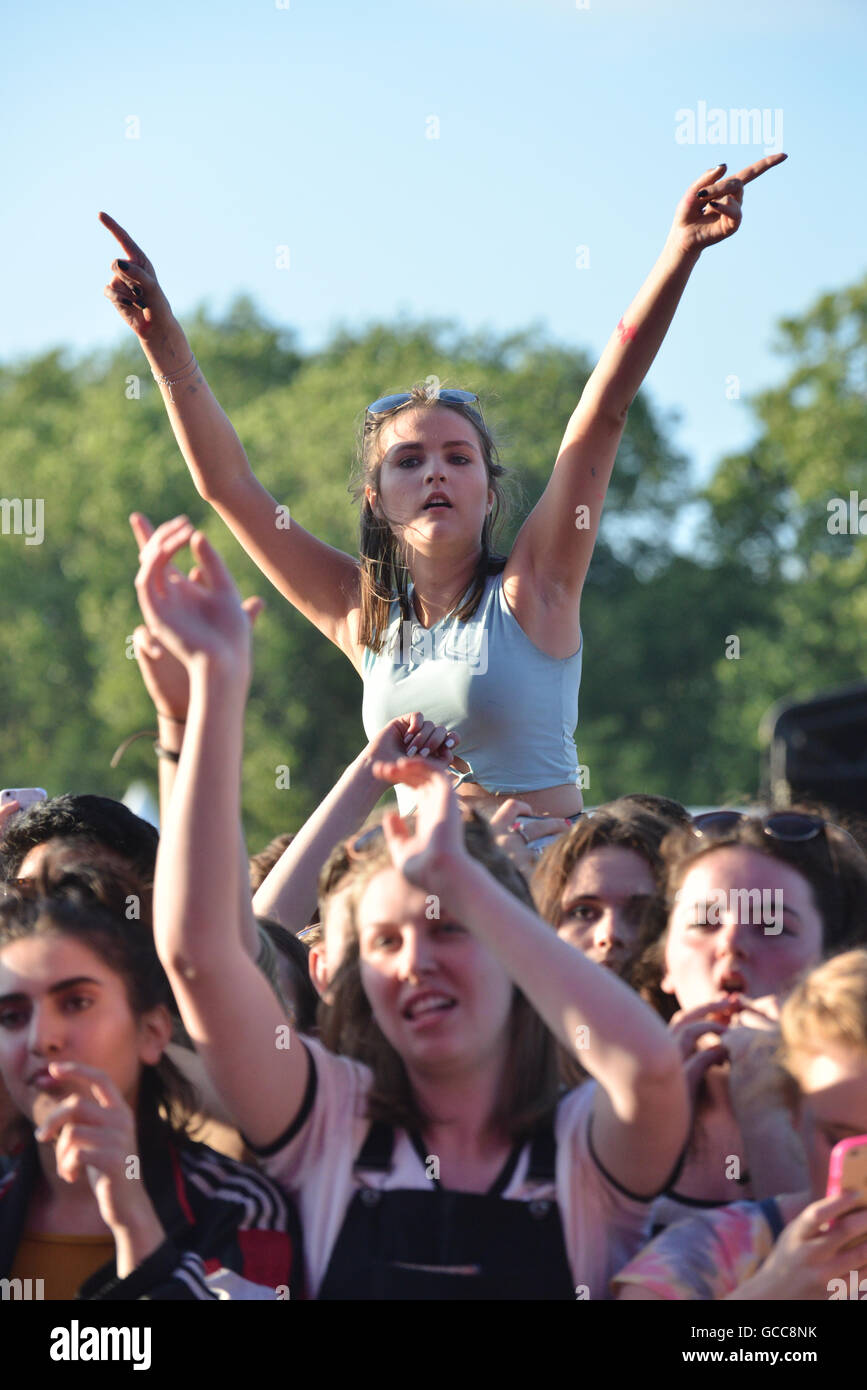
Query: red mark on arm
616,318,637,344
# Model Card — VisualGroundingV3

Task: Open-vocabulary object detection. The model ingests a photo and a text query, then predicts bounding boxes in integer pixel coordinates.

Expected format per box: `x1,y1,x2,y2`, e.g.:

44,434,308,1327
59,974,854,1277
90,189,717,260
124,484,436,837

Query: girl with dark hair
0,853,304,1299
139,517,690,1300
101,155,784,819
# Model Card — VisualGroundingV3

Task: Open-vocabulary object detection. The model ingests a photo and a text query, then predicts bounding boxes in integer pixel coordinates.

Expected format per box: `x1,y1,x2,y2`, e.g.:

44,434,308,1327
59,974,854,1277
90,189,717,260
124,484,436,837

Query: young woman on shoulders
101,155,785,817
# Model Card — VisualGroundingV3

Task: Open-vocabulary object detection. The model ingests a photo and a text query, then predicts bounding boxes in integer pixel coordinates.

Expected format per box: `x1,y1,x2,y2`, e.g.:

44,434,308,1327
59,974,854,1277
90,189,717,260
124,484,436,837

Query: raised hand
372,757,467,893
130,512,263,721
99,212,174,340
669,154,787,255
134,517,260,680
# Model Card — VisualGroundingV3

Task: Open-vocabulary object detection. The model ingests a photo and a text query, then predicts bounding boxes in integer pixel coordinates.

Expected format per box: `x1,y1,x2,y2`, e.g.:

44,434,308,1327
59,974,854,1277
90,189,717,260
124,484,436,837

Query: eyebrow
562,892,651,906
386,439,477,459
0,976,102,1006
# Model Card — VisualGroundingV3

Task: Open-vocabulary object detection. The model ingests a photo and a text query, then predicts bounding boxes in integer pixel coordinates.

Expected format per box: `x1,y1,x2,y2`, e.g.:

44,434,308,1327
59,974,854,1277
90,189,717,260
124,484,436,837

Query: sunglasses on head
347,824,386,859
366,388,485,427
690,810,849,844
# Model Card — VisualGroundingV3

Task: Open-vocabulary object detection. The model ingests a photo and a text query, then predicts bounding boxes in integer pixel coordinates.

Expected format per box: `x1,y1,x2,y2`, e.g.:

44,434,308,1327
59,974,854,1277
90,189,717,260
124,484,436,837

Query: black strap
526,1120,557,1185
353,1120,396,1175
757,1196,785,1242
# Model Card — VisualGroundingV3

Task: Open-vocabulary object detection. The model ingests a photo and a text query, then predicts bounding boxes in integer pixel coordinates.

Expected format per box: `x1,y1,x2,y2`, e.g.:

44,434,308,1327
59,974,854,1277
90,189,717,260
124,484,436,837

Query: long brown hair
318,813,562,1141
350,383,510,652
529,806,675,1086
531,806,672,931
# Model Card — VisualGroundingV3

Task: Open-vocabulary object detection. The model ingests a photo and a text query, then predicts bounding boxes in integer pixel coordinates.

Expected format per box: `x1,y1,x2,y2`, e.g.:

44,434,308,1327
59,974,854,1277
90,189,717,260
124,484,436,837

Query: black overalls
317,1117,576,1300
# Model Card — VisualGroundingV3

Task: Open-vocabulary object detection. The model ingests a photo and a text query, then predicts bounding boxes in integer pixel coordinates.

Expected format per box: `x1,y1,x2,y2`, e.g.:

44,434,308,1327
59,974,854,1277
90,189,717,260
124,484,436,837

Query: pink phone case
826,1135,867,1199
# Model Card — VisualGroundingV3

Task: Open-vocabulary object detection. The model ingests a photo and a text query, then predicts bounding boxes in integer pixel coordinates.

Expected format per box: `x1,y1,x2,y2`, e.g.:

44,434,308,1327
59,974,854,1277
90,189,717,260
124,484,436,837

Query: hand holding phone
0,788,47,813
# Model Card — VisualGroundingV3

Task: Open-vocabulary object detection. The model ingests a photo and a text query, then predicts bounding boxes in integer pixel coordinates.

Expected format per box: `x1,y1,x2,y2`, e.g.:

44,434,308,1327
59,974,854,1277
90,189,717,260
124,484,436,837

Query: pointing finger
98,211,147,263
733,152,787,186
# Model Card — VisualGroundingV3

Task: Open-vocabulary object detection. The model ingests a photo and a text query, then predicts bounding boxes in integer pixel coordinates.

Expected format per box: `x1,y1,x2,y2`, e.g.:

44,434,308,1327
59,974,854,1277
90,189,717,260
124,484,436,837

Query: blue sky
3,0,865,493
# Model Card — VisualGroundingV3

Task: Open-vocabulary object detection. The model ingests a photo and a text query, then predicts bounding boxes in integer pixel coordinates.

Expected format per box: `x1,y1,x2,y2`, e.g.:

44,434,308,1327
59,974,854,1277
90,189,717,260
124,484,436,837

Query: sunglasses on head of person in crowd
690,811,864,876
691,810,850,843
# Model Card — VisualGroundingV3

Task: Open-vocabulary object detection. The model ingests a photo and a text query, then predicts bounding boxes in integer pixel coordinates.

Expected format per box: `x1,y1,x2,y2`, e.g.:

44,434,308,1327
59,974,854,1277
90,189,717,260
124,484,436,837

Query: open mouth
402,992,457,1022
717,970,746,995
423,495,452,511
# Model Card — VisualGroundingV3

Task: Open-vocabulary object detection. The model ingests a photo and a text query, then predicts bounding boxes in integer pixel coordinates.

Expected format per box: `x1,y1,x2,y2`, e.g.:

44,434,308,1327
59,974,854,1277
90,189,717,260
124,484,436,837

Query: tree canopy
2,278,864,845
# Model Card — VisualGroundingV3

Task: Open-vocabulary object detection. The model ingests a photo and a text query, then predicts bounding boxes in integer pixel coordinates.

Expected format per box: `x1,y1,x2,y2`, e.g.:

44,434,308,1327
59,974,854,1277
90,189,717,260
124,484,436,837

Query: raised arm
136,516,309,1148
506,155,787,615
253,713,460,932
100,214,361,658
128,512,264,965
374,757,689,1197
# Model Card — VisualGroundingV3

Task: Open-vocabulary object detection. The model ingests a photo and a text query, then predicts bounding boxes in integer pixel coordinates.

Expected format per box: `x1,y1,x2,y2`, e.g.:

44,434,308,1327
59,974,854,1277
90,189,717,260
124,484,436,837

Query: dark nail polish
696,189,708,198
117,259,129,270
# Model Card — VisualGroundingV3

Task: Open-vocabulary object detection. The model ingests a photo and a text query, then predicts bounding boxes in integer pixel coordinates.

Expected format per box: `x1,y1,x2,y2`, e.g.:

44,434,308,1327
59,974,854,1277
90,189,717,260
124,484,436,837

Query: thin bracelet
153,741,181,764
110,729,157,767
151,354,198,404
155,711,187,724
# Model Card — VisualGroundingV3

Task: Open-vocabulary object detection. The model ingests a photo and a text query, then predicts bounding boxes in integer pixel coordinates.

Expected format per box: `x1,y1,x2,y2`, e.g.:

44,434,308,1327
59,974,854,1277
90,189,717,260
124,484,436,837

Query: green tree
700,276,867,794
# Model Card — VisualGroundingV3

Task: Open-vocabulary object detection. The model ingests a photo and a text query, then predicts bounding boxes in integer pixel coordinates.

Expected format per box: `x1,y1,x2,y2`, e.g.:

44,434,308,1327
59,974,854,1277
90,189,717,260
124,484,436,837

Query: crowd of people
5,148,866,1305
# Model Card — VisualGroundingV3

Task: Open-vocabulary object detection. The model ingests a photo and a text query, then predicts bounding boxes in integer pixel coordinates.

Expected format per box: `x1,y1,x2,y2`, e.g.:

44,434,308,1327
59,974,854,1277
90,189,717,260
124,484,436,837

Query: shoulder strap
353,1120,396,1175
525,1115,558,1185
756,1196,785,1242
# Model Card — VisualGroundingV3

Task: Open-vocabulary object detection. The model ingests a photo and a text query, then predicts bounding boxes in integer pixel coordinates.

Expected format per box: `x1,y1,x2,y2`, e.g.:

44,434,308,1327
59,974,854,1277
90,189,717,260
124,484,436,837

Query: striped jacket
0,1123,305,1300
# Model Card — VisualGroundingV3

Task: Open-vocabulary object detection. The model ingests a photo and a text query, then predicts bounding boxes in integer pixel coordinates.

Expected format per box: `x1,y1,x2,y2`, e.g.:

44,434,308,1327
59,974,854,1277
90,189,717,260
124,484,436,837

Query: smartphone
827,1135,867,1201
826,1136,867,1250
0,788,47,812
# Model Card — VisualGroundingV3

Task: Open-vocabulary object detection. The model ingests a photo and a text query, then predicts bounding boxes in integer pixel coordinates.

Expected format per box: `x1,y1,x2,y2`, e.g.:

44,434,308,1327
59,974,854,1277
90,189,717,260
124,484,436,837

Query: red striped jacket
0,1123,305,1301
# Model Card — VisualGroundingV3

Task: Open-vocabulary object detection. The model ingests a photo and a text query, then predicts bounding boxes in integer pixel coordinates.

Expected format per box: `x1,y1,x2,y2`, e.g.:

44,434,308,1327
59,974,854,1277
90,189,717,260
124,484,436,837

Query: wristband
153,741,181,764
